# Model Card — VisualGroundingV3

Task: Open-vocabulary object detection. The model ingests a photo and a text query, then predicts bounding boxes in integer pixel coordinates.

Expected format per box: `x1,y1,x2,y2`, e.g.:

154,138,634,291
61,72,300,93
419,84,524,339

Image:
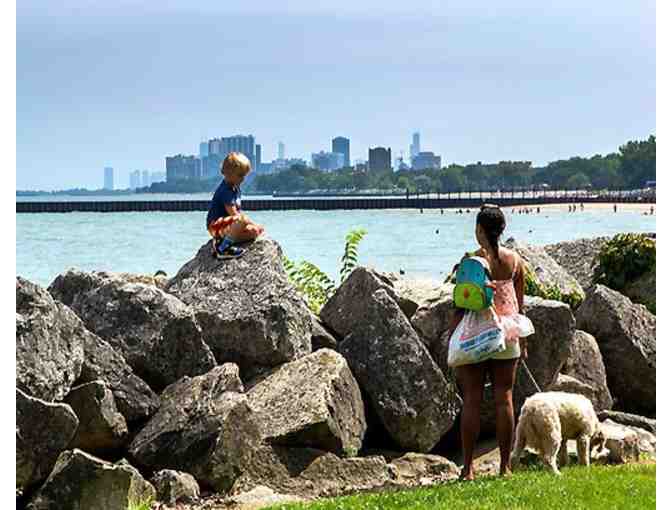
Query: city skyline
18,1,655,190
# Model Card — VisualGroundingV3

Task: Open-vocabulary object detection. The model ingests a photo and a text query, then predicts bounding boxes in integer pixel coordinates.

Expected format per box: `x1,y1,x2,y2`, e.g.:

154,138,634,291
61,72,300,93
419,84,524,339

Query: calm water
17,208,655,287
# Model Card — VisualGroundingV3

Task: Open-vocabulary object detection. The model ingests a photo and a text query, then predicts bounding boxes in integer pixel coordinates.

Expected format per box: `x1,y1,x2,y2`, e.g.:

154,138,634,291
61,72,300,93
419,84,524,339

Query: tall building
103,167,114,190
199,142,209,158
255,144,262,171
165,155,201,183
151,171,165,184
278,141,285,160
331,137,350,168
368,147,392,172
272,158,307,172
311,151,345,172
412,151,441,170
410,132,421,160
129,170,142,190
207,135,256,170
142,170,150,188
201,153,224,179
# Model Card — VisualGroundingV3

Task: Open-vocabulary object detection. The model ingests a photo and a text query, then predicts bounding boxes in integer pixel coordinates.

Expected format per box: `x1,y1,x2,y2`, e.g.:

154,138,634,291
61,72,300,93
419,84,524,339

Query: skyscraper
410,132,421,161
142,170,150,187
129,170,142,190
207,135,256,169
278,141,285,160
368,147,392,172
412,152,441,170
103,167,114,190
331,137,350,168
255,144,262,171
165,155,201,183
199,142,209,158
311,151,345,171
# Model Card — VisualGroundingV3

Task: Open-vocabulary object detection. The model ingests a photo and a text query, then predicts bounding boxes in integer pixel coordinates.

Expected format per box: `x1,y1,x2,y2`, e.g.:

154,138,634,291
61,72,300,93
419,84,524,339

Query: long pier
16,193,654,213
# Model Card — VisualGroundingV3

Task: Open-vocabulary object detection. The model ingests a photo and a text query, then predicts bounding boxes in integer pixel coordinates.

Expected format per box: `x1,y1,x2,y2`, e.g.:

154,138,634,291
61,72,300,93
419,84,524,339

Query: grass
273,463,655,510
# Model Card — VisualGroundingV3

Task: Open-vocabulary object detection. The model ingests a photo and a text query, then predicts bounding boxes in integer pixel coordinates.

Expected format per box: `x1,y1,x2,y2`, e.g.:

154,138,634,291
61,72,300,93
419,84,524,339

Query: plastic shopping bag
447,308,506,367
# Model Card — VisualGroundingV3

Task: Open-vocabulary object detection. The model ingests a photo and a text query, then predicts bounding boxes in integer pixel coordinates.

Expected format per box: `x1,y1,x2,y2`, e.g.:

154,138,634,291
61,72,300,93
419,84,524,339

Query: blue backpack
453,256,494,311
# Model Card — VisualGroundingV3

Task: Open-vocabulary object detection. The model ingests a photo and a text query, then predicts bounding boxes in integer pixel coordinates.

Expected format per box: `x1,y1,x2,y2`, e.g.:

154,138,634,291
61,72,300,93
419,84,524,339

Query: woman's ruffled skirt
499,313,535,345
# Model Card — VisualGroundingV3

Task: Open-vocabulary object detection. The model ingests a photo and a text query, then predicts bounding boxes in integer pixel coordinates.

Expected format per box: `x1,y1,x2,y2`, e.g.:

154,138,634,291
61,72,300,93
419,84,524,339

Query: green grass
273,463,655,510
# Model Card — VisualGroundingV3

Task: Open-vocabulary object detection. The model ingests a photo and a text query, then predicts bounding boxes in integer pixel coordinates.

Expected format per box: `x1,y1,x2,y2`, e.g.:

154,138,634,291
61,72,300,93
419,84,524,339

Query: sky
17,0,655,190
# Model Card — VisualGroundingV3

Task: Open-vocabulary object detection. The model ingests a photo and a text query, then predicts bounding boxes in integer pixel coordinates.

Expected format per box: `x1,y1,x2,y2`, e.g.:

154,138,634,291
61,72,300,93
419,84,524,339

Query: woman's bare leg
491,358,519,476
456,363,487,480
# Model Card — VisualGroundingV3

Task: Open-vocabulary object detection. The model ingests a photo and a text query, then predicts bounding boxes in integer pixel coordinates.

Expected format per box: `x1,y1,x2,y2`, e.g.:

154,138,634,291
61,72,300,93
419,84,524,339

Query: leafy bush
524,266,584,309
284,229,367,313
594,233,656,291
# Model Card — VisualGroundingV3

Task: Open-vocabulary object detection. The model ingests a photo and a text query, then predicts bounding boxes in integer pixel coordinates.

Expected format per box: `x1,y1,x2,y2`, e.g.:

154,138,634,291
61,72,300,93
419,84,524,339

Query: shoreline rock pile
16,235,656,509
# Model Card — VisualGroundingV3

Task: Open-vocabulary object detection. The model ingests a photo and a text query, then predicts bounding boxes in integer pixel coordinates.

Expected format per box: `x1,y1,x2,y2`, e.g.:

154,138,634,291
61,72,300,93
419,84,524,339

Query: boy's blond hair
221,152,251,178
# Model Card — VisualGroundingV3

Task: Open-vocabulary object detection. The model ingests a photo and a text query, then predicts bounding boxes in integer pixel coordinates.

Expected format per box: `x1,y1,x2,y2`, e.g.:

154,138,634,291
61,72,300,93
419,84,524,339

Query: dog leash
521,359,542,393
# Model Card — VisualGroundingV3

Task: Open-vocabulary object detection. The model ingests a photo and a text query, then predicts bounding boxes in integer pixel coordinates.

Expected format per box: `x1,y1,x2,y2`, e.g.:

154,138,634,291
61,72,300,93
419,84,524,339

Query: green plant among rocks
594,233,656,293
524,267,584,310
284,229,367,313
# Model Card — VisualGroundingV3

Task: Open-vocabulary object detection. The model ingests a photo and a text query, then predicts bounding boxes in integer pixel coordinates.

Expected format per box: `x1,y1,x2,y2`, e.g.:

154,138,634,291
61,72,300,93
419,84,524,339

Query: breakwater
17,194,654,213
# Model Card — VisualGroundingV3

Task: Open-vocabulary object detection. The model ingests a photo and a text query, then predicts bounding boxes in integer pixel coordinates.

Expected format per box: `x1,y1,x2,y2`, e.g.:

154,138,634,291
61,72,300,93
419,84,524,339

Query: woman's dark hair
477,204,506,261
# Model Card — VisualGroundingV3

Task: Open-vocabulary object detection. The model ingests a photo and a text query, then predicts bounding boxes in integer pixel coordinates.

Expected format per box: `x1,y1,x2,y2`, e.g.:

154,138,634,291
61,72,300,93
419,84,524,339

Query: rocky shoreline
16,233,656,509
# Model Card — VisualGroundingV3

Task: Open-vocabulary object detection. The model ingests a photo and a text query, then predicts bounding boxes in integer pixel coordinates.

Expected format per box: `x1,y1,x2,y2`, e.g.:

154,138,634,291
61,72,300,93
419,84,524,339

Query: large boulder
16,389,79,495
320,267,418,338
247,348,366,455
504,238,584,300
597,410,656,435
77,330,159,426
64,381,128,455
598,420,642,464
16,277,84,402
388,453,460,486
165,238,312,380
338,289,461,452
26,450,155,510
129,364,260,492
56,278,216,391
576,285,656,416
548,374,600,403
310,314,339,351
543,236,610,290
562,330,613,411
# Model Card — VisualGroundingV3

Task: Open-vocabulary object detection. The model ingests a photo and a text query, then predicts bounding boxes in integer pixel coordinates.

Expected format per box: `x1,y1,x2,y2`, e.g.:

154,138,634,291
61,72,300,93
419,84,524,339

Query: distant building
199,142,209,158
412,151,441,170
278,141,286,160
368,147,392,172
272,158,307,172
142,170,150,188
208,135,256,169
166,155,201,183
129,170,142,190
255,144,262,171
332,137,350,168
103,167,114,190
410,132,421,161
311,151,345,172
151,171,165,184
257,162,273,174
201,153,224,179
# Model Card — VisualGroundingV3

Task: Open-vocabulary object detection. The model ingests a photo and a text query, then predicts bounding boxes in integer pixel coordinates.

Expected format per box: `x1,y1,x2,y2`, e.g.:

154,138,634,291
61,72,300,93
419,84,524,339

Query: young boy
207,152,265,259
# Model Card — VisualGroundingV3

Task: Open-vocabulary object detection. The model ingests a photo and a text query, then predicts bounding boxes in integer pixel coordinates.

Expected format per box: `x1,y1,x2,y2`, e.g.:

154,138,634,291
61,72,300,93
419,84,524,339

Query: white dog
511,392,606,475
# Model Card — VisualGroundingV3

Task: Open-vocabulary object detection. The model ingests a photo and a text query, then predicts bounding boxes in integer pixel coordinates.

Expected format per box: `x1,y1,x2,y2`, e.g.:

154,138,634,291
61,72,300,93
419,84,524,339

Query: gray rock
166,238,312,380
388,453,460,485
232,446,392,499
151,469,200,505
385,274,454,317
225,485,306,509
563,330,613,411
338,289,461,452
310,314,339,351
409,284,459,364
576,285,655,416
16,277,84,402
320,267,418,338
129,364,260,492
64,381,128,455
247,348,366,455
596,410,656,435
26,450,156,510
543,236,610,290
504,238,585,300
60,279,217,391
16,389,79,494
548,374,599,402
77,330,159,426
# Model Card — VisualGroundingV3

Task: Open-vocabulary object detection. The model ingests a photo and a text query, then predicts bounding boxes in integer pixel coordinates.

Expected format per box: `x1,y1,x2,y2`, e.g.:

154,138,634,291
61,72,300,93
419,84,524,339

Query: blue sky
17,0,655,190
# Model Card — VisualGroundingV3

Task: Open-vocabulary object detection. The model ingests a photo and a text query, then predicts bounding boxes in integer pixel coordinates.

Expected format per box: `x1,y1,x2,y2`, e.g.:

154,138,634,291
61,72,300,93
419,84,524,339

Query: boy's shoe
215,237,244,259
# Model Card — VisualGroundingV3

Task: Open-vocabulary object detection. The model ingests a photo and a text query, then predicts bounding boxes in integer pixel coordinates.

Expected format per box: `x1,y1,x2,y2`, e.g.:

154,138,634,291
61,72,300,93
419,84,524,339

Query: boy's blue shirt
207,179,242,227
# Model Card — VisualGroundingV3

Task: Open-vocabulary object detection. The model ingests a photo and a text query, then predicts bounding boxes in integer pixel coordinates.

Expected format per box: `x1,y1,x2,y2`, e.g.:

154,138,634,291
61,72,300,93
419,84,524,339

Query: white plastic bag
447,308,507,367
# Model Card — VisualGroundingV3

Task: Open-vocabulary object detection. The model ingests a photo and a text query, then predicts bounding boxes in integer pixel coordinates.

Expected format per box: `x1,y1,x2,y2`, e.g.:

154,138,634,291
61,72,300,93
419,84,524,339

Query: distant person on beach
206,152,265,259
613,204,617,213
447,204,533,481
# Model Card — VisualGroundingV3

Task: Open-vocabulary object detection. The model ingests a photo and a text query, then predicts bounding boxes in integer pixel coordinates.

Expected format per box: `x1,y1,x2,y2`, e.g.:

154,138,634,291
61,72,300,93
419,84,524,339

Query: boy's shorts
207,216,236,239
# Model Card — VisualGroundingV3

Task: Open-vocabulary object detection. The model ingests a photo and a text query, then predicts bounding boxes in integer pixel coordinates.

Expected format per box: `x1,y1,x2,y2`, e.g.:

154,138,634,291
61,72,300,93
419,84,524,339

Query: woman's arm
514,253,528,359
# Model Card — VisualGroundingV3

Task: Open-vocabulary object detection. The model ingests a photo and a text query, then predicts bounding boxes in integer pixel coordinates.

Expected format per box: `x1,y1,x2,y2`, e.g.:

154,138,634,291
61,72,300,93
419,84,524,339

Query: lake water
16,206,655,288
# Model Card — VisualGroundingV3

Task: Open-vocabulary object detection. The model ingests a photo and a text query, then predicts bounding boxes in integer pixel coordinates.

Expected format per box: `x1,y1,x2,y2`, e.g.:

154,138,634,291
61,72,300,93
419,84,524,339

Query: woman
450,204,533,480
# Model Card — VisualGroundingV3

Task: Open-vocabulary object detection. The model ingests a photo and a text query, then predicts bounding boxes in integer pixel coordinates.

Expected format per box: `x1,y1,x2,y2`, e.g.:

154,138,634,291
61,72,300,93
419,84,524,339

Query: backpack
453,256,494,311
